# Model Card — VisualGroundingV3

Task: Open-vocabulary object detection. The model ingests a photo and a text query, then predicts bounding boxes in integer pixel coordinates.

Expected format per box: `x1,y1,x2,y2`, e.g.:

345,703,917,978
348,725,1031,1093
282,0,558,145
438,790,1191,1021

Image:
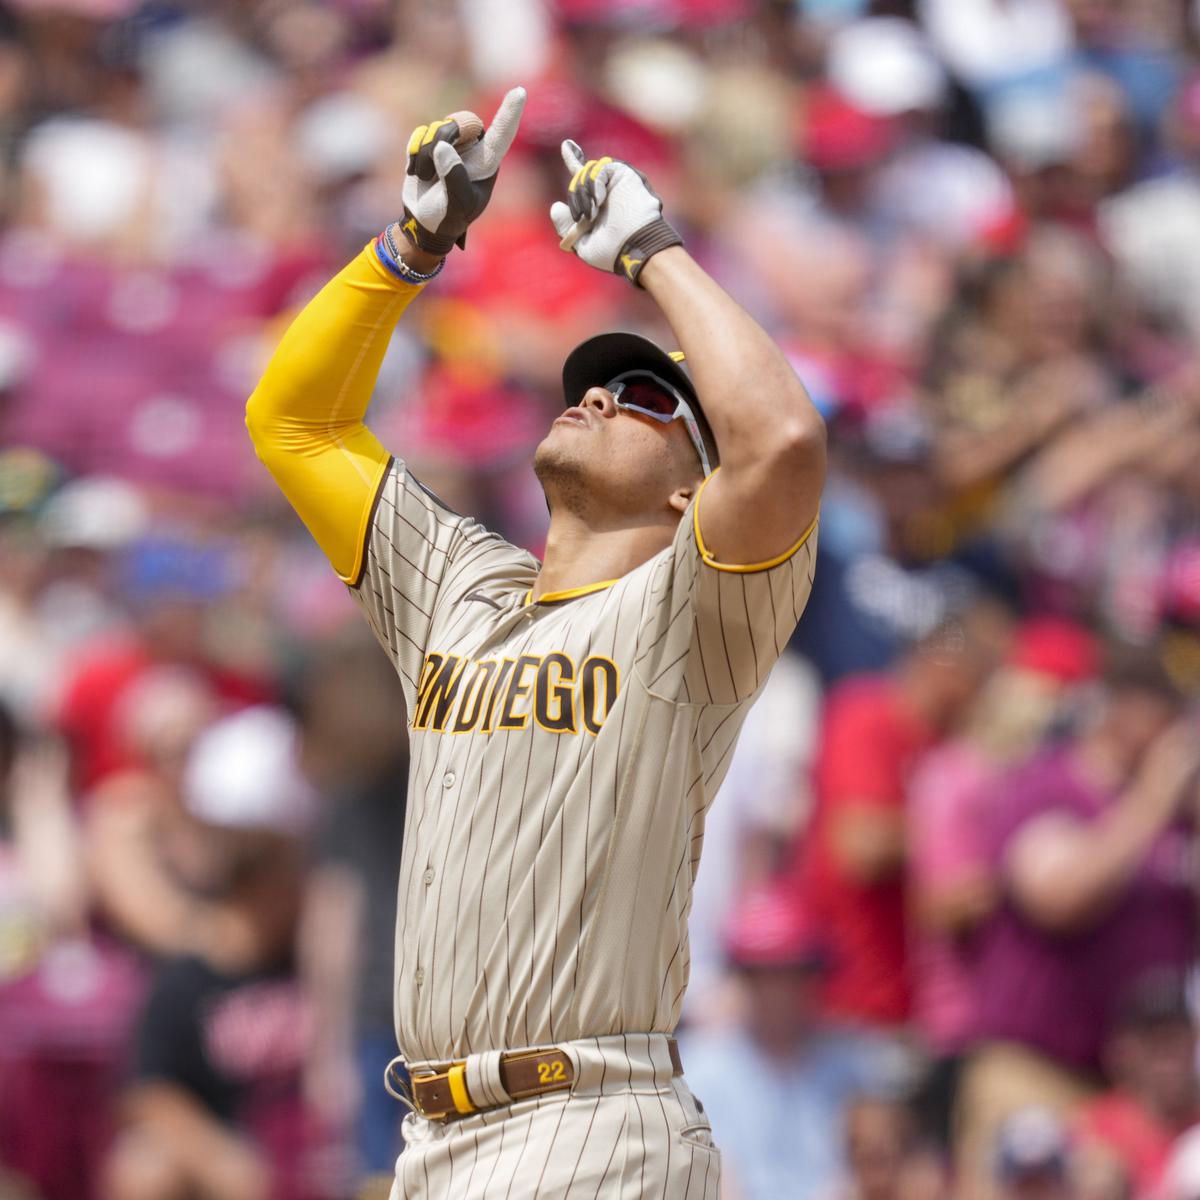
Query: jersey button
442,771,455,789
414,967,424,987
423,868,435,886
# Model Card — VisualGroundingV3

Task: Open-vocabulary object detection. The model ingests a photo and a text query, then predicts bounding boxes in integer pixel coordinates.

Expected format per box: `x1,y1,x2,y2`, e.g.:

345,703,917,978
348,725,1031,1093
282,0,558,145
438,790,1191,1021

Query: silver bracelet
377,224,445,283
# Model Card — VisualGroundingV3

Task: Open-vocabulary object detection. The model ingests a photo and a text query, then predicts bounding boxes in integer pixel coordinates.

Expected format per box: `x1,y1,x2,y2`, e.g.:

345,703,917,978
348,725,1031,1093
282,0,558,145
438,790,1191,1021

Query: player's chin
533,434,563,472
537,420,586,456
534,432,588,483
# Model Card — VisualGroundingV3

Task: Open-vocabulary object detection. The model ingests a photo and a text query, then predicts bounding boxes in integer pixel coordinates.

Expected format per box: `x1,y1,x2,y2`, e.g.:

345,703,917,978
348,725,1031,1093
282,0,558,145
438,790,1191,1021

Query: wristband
615,218,683,287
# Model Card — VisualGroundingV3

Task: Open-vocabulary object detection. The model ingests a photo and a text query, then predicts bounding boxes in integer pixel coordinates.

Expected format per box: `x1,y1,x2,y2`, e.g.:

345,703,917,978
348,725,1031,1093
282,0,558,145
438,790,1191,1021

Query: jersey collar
526,578,619,606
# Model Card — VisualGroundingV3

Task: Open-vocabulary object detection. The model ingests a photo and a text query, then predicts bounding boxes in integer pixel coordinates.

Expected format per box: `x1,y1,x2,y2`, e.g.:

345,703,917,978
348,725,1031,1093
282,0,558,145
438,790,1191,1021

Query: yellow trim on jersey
693,468,818,574
527,578,620,606
246,245,425,584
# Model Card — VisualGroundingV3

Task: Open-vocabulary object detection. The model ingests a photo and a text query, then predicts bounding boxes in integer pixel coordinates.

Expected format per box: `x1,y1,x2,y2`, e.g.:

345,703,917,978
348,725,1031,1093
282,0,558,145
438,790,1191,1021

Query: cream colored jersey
352,456,817,1066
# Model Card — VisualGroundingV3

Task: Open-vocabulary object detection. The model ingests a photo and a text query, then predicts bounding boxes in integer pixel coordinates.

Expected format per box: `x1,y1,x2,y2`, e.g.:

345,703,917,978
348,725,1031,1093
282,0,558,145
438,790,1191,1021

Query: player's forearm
639,247,825,475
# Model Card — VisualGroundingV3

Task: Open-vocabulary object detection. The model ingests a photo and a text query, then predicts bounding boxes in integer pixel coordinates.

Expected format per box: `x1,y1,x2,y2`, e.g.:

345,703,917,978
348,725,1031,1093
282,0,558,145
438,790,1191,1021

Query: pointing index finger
561,139,586,175
478,86,527,172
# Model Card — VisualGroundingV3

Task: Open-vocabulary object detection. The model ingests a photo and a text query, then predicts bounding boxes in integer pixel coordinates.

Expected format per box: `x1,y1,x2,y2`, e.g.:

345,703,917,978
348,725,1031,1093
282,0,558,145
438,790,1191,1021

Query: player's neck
533,509,678,602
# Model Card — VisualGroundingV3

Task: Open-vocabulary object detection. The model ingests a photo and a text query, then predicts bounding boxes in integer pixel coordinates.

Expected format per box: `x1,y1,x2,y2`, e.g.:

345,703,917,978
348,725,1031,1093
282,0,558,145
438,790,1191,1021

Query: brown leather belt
409,1038,684,1122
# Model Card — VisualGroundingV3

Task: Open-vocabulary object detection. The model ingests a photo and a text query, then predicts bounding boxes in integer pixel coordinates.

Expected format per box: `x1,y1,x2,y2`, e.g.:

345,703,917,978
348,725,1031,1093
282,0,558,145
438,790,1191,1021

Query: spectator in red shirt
796,598,1011,1029
1075,971,1200,1200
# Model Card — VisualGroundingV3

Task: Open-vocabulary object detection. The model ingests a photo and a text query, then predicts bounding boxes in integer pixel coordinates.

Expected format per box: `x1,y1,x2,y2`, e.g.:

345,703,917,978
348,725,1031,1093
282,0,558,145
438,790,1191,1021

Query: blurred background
2,0,1200,1198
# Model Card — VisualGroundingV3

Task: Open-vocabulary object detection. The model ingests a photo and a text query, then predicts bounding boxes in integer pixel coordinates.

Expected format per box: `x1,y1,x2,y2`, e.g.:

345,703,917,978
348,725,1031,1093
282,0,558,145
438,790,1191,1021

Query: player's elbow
244,388,271,456
747,408,825,491
776,408,826,471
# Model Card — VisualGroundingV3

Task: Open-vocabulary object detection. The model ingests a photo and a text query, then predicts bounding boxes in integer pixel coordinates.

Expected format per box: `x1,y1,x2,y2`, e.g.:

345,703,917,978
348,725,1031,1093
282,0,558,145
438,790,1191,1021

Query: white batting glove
549,140,683,286
400,86,526,256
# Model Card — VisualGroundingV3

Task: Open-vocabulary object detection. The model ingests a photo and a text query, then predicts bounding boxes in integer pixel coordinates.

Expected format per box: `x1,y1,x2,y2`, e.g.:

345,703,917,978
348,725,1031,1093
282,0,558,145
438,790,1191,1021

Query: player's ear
668,484,694,516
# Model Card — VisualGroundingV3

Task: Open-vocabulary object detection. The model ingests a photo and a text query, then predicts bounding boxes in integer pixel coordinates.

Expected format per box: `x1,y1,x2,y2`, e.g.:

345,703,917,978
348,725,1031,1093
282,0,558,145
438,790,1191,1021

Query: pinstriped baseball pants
389,1033,722,1199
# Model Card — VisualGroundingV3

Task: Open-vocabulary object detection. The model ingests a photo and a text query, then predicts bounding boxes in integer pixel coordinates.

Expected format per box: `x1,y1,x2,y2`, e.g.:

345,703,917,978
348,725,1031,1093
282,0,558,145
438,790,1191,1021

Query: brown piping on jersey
348,454,395,590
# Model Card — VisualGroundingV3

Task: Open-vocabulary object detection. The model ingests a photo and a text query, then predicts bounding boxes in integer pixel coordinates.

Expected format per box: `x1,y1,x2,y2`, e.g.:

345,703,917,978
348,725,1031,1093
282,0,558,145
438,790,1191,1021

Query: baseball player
247,86,825,1197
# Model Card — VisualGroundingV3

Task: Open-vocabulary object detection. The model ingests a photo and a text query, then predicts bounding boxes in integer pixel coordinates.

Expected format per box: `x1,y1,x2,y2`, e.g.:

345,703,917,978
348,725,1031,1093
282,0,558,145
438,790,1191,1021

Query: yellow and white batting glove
550,140,682,286
400,86,526,256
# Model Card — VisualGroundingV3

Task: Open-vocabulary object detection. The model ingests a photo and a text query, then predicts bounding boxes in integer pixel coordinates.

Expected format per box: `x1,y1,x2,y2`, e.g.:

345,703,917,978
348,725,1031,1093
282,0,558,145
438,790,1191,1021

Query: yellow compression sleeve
246,244,425,584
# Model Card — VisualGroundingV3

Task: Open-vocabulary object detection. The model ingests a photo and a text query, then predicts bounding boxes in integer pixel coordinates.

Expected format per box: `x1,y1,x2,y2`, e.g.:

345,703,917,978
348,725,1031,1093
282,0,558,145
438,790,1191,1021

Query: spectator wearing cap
990,1108,1073,1200
908,618,1097,1146
681,883,890,1200
957,650,1200,1199
797,86,899,225
103,707,317,1200
1074,970,1200,1200
793,599,1011,1033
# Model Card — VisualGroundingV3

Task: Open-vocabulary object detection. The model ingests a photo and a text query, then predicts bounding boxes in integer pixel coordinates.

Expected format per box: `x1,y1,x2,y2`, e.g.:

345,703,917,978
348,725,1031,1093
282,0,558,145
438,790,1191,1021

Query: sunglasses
604,370,713,476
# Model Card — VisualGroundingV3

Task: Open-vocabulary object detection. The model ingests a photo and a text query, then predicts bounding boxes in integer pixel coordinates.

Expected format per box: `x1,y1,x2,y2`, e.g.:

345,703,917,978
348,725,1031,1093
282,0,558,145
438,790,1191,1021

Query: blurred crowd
1,0,1200,1198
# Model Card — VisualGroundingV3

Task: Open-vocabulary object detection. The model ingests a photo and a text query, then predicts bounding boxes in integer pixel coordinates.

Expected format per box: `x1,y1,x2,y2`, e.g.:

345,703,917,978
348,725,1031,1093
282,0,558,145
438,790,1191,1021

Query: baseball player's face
534,385,702,516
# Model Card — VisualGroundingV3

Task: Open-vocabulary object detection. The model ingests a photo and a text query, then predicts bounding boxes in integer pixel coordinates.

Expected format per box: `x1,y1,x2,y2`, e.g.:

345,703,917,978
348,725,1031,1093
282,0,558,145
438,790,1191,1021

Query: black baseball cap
563,331,699,412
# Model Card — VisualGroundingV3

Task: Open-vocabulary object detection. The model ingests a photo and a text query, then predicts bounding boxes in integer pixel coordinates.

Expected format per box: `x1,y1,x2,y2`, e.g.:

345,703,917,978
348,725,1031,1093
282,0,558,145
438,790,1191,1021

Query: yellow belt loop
447,1063,475,1115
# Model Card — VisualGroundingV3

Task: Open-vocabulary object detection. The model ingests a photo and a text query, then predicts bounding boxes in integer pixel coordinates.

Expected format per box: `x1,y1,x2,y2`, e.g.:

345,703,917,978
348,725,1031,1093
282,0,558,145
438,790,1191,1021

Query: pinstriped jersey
351,458,817,1065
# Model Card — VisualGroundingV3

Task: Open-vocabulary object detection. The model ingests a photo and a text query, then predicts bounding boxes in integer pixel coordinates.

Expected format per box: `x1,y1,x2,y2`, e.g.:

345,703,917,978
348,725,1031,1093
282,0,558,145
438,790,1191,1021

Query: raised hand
400,86,526,256
549,139,682,286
